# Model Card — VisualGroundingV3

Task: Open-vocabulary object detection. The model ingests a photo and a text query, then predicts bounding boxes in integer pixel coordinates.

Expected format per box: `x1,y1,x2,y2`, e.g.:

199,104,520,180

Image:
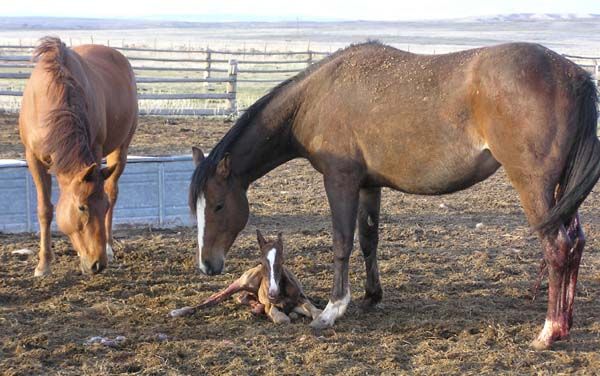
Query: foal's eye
214,203,224,212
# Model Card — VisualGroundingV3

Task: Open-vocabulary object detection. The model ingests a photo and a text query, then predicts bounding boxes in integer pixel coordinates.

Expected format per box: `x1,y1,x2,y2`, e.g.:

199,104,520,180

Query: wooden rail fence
0,44,330,116
1,44,598,116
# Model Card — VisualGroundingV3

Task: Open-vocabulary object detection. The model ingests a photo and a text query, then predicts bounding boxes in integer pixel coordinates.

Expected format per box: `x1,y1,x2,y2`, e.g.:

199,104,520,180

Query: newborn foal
170,230,321,324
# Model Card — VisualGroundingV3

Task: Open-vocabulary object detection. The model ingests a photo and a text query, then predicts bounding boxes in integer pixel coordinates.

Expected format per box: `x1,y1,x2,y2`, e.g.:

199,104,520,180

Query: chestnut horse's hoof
34,265,51,277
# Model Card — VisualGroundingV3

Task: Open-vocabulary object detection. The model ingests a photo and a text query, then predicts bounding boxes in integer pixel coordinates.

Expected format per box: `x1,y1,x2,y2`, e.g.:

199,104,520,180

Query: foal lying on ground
170,231,321,324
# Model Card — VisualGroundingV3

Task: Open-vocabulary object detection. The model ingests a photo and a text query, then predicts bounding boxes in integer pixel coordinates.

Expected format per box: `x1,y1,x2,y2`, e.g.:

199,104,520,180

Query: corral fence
0,44,598,116
0,43,330,116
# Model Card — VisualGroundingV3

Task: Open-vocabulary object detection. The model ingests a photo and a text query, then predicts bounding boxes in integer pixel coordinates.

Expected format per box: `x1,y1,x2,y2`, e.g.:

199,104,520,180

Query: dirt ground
1,114,600,375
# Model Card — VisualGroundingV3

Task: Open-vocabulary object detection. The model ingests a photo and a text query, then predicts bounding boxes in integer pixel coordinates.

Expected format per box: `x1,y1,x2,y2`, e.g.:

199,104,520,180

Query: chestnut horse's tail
34,36,93,173
536,74,600,234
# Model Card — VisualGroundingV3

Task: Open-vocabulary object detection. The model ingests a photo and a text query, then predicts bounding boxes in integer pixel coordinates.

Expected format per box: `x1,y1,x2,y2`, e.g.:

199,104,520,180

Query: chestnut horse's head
257,230,284,301
190,147,249,275
56,163,114,275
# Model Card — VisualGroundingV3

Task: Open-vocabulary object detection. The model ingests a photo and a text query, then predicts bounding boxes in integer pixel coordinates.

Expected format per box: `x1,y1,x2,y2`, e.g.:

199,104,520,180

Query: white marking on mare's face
106,244,114,262
196,195,207,273
266,248,279,297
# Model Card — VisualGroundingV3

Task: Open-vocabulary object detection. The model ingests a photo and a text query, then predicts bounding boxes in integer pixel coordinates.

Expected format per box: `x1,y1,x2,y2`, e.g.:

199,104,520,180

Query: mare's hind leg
358,187,383,307
103,147,128,262
503,169,585,350
531,213,585,350
26,150,54,277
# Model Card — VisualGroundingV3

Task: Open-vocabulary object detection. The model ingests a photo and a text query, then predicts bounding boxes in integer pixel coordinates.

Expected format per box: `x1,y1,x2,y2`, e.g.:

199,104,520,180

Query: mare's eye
215,203,224,212
78,205,87,212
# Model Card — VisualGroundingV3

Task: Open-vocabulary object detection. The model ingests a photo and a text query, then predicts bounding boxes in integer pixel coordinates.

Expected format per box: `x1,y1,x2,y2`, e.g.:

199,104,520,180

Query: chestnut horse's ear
192,147,205,166
256,229,267,250
216,153,231,178
101,165,117,180
79,163,98,182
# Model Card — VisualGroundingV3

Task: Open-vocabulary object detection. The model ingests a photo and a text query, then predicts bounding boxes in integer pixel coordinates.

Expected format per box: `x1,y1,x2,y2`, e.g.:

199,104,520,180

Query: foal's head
257,230,284,301
55,163,115,275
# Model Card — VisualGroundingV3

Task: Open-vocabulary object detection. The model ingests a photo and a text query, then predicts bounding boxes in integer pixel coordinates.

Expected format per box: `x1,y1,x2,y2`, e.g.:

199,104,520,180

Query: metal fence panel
0,155,195,233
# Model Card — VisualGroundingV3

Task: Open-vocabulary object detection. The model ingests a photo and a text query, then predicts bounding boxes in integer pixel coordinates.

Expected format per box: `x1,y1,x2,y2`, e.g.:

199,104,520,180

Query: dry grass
1,115,600,374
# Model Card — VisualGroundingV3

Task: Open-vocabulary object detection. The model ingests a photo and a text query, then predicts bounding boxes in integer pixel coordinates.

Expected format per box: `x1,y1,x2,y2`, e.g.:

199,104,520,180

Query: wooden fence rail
0,44,329,116
2,44,597,116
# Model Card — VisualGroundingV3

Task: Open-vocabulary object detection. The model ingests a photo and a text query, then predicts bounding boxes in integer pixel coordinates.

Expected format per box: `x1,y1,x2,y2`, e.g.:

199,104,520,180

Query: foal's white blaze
266,248,279,296
311,286,351,328
196,195,207,273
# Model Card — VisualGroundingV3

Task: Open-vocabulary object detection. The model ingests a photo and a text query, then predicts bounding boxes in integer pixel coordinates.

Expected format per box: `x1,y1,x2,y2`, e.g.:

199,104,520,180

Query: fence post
226,59,238,115
307,50,313,68
204,47,212,90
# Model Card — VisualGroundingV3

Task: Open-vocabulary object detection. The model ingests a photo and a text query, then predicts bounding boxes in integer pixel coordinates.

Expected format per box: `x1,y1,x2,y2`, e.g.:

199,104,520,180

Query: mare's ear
216,153,231,178
192,147,204,166
256,229,267,250
101,165,117,180
78,163,98,182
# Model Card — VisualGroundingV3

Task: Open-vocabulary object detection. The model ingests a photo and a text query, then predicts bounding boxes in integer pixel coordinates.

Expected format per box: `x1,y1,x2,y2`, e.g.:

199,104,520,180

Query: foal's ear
101,165,117,180
276,232,283,245
78,163,98,182
216,153,231,178
192,147,204,166
256,229,267,249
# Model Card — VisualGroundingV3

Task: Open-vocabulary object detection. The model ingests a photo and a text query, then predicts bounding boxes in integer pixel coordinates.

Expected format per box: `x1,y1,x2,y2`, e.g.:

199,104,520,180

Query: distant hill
1,13,600,31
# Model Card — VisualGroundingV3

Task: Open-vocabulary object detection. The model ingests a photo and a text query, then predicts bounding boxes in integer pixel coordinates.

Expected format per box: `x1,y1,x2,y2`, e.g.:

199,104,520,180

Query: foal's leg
294,299,323,320
310,173,360,329
103,147,128,262
265,302,291,324
358,187,383,307
26,151,54,277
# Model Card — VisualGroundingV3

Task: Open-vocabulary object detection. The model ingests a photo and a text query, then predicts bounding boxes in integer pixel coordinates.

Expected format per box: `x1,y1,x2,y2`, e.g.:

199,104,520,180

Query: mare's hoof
310,316,334,330
530,338,552,351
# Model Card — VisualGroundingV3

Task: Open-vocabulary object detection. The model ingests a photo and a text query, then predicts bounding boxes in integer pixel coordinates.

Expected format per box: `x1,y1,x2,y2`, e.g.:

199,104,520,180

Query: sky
3,0,600,21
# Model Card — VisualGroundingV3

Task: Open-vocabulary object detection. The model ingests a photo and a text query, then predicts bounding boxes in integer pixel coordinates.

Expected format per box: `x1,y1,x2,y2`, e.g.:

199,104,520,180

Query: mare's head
56,163,115,275
190,146,249,275
257,230,284,301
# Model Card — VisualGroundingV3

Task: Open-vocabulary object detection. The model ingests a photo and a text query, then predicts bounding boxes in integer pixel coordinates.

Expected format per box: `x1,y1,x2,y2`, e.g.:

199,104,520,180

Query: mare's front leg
310,173,360,329
26,151,54,277
358,187,383,307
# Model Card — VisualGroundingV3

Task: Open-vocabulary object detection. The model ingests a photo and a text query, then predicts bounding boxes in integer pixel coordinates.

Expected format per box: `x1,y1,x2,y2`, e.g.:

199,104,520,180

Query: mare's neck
229,94,300,188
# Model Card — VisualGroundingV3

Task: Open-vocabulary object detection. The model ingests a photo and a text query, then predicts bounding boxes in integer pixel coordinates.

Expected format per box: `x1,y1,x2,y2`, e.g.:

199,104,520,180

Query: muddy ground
1,114,600,375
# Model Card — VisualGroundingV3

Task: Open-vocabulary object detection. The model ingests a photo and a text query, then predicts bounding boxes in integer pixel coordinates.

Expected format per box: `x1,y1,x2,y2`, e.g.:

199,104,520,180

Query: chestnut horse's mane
35,37,94,174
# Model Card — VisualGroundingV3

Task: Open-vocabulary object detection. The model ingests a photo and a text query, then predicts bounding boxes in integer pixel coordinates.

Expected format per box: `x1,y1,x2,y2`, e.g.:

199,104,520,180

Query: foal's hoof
169,306,196,318
272,313,291,324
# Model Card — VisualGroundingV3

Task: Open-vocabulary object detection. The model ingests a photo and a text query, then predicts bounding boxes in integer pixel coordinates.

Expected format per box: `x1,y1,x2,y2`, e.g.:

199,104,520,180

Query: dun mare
189,42,600,349
170,229,321,324
19,37,138,276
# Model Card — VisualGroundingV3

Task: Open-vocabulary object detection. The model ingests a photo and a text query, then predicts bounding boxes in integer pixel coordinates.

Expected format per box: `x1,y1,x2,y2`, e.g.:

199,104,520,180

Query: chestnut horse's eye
214,203,224,212
78,205,87,212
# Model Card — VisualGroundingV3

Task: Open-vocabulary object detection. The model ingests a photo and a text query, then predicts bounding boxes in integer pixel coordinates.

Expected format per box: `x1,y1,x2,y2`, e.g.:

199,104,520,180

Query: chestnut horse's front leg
26,151,54,277
358,187,383,307
531,214,585,350
310,173,360,329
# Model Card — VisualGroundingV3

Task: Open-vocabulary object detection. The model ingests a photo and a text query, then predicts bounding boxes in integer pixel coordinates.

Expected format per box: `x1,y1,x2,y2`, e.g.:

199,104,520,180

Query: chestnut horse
189,42,600,349
19,37,137,276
